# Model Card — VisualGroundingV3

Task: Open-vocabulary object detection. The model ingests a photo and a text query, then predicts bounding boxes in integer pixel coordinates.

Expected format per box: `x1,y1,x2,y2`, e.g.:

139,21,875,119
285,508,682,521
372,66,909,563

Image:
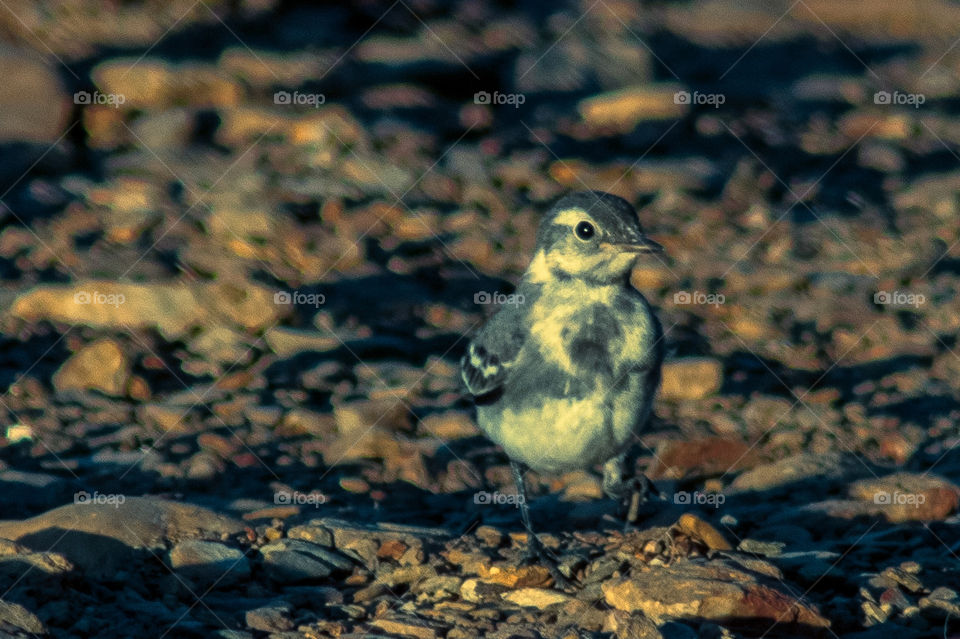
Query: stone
53,338,130,396
675,513,733,551
660,358,723,400
259,538,354,583
0,497,245,578
11,281,283,340
0,46,69,143
648,438,756,480
602,560,830,628
369,615,444,639
169,540,250,587
0,470,71,511
502,588,572,608
245,602,294,632
418,411,479,440
729,452,846,492
0,600,45,634
264,327,339,357
849,473,960,523
0,549,73,579
603,610,664,639
578,84,688,131
93,58,242,109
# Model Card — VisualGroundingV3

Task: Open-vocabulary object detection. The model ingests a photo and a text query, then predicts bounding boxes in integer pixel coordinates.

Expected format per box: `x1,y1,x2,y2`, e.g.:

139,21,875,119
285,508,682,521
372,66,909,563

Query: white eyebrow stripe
553,208,596,228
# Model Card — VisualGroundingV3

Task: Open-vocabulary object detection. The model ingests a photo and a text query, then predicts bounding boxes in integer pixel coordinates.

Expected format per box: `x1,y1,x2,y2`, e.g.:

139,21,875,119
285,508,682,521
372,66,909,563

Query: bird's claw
520,534,578,591
617,474,659,529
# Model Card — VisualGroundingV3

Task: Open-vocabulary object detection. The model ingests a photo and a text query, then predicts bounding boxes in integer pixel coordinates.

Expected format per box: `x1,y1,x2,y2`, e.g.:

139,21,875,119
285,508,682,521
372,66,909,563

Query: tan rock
418,411,479,440
675,513,733,551
631,264,673,291
0,47,69,143
648,437,756,480
578,85,688,131
370,616,443,639
53,338,130,396
849,473,960,523
93,58,243,109
12,281,284,339
478,563,552,588
502,588,572,608
265,327,339,358
603,561,829,628
660,358,723,400
0,600,45,635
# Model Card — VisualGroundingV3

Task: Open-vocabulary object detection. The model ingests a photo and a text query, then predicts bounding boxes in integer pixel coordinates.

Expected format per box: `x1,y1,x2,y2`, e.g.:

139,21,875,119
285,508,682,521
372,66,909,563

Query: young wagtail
461,191,664,582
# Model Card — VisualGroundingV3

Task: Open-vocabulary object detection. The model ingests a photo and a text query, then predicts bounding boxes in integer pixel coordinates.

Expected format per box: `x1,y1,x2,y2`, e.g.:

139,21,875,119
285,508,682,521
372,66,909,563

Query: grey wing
460,307,525,400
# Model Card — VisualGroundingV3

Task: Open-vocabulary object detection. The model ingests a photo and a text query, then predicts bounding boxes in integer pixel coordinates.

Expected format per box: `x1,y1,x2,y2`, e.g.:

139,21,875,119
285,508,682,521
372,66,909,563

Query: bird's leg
603,452,657,527
510,461,575,590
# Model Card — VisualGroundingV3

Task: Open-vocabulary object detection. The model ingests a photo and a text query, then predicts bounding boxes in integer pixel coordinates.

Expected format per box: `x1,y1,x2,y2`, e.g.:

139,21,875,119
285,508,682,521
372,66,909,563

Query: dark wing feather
460,305,525,400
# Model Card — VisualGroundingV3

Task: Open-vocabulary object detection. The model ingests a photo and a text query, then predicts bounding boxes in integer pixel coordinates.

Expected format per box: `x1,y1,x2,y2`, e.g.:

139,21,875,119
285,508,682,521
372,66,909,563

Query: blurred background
1,0,960,637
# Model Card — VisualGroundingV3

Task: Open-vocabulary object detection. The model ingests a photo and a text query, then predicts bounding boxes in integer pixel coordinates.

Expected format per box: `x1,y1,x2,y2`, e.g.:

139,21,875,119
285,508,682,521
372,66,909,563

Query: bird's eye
574,221,595,240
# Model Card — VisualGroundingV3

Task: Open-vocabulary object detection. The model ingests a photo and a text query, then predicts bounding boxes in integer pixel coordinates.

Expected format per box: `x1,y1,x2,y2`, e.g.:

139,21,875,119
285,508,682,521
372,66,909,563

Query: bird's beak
603,236,664,254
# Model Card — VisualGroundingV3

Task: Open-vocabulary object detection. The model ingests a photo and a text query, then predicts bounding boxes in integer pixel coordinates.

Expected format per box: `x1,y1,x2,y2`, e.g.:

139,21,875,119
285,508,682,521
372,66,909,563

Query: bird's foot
520,533,577,591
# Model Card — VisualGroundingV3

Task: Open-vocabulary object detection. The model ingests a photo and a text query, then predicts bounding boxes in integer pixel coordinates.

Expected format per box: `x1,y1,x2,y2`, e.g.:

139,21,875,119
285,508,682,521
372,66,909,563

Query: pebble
169,540,250,587
0,600,46,634
849,473,960,523
502,588,572,609
0,48,69,143
369,616,444,639
53,338,130,396
259,538,355,583
245,601,294,632
675,513,733,551
659,358,724,401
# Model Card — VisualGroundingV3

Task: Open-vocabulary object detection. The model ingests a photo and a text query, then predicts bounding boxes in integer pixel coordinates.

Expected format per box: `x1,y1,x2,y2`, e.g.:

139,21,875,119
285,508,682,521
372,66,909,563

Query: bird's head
527,191,663,285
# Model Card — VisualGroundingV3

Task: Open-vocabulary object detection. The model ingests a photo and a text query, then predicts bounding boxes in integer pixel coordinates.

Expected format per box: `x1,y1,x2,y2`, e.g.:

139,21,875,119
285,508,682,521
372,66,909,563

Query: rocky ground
1,0,960,637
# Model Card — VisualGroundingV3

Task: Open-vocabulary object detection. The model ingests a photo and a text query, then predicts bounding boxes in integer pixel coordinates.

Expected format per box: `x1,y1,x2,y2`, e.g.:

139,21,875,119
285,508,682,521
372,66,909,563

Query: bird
460,190,665,583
